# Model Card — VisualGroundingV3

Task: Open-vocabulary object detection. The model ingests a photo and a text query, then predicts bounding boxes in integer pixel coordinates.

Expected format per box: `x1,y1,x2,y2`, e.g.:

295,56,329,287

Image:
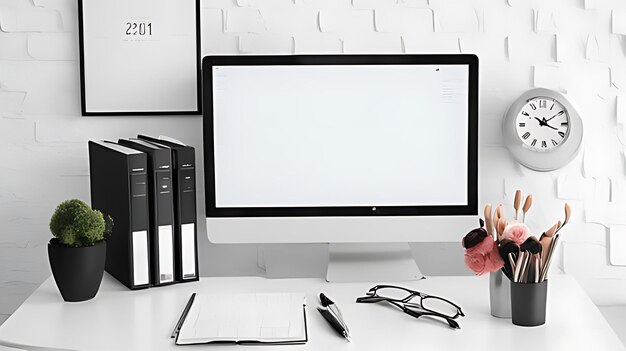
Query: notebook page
176,292,306,345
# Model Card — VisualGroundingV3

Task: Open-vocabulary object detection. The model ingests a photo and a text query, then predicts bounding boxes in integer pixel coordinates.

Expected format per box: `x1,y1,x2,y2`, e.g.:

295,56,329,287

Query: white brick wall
2,0,626,328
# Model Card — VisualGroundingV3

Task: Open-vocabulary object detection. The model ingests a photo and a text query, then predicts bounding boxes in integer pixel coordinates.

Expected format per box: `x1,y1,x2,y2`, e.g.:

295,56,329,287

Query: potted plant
48,199,113,302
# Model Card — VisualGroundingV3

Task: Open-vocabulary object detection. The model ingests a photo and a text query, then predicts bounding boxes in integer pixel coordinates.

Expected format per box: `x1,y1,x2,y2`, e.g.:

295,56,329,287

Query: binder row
88,136,199,290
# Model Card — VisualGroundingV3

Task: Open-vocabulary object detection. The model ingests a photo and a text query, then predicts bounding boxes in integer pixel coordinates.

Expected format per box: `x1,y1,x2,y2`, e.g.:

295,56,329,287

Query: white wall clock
503,88,583,171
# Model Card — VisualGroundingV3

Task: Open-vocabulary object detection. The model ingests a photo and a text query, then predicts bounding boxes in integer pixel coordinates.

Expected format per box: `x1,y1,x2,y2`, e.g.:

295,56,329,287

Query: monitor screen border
202,54,478,218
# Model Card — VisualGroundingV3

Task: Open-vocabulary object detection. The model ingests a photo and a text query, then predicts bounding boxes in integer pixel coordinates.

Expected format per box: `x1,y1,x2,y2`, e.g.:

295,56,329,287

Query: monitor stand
326,243,424,282
259,243,424,282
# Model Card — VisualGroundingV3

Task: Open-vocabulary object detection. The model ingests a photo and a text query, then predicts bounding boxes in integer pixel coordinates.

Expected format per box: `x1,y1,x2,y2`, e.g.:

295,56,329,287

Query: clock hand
544,123,558,131
546,110,564,122
534,117,546,126
541,117,559,131
533,117,559,130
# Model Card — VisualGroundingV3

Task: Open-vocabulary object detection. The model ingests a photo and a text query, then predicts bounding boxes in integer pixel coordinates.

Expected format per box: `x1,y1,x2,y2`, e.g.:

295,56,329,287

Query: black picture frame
202,54,479,218
77,0,202,116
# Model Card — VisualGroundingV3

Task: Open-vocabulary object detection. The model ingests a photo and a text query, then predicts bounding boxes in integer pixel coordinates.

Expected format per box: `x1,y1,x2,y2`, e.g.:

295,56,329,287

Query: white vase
489,270,511,318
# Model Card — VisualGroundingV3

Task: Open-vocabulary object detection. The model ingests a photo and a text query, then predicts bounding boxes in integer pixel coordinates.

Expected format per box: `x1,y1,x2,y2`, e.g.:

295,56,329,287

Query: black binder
137,135,199,283
118,138,176,286
88,140,151,290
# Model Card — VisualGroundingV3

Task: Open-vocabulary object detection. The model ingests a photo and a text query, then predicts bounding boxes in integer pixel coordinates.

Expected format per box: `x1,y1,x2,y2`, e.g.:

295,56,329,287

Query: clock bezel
503,88,583,171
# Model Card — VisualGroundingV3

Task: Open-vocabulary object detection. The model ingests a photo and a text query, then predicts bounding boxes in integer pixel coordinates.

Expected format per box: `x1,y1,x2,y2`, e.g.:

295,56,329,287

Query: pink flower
464,236,503,275
502,222,531,246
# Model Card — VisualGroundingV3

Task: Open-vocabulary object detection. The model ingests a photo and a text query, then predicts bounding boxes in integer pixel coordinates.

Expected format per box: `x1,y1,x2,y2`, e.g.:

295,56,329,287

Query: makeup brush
540,221,559,260
554,202,571,235
462,227,488,249
495,205,504,231
540,233,560,282
484,204,493,240
497,218,508,242
520,237,541,283
523,257,532,283
517,252,531,283
522,195,532,223
539,203,570,280
514,251,527,283
513,252,522,282
508,252,517,278
542,221,560,238
520,236,542,255
514,190,522,221
499,239,519,279
493,205,500,237
496,204,505,221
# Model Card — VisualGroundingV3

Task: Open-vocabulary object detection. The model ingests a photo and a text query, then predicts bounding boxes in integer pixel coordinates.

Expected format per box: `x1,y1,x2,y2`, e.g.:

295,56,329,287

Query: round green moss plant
49,199,109,247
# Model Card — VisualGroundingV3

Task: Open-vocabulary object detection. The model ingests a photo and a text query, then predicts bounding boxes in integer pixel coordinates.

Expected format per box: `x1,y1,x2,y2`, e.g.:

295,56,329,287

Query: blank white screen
212,64,469,208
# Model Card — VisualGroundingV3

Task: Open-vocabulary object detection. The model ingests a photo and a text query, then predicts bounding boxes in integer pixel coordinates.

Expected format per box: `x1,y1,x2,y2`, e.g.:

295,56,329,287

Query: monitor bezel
203,54,478,218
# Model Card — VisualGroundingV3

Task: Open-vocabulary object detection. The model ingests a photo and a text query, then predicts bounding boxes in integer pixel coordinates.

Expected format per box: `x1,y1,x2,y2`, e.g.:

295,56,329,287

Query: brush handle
522,195,533,213
525,253,532,283
539,234,552,261
522,195,532,223
555,203,571,235
498,219,507,242
514,190,522,221
520,252,531,283
544,221,560,238
535,255,541,283
540,234,560,282
499,241,518,279
514,251,527,283
484,204,493,239
540,236,554,280
493,206,500,237
508,252,517,278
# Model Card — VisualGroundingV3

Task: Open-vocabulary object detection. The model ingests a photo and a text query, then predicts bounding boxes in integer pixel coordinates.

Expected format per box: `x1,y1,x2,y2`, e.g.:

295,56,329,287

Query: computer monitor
202,55,478,281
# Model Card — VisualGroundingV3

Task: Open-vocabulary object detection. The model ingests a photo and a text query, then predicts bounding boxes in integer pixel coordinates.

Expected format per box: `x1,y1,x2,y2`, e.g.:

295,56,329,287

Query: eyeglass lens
373,287,459,318
373,287,412,300
420,297,459,317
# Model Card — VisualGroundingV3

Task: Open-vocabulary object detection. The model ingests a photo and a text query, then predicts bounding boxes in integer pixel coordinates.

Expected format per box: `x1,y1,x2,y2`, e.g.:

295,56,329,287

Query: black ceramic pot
48,240,106,302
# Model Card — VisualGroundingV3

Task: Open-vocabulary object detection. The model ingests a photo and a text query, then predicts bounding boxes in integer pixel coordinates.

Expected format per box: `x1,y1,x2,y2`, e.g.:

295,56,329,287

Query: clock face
515,96,570,152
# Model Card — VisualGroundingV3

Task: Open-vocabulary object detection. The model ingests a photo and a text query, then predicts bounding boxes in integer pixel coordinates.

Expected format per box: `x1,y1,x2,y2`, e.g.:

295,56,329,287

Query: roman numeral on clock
541,140,547,148
558,131,565,138
539,100,547,108
519,122,526,127
531,139,537,146
522,132,531,140
552,139,558,146
530,103,537,110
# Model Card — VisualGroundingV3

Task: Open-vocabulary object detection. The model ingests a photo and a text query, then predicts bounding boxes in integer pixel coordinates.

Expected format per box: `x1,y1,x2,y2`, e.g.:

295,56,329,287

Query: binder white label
132,230,150,286
158,225,175,283
181,223,197,279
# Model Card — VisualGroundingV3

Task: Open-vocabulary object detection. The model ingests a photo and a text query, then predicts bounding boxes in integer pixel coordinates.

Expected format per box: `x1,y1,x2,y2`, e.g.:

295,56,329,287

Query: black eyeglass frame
356,285,465,329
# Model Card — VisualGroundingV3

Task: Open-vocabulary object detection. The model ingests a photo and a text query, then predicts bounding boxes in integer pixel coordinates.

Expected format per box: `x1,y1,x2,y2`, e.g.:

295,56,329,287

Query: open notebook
175,293,307,345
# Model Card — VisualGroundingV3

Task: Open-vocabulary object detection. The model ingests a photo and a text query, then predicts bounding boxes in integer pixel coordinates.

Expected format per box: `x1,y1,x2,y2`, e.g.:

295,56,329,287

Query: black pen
171,293,196,339
317,293,351,341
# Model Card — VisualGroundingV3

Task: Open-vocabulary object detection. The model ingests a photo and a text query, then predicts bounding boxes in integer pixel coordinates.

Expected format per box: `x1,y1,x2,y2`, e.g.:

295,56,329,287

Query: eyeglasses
356,285,465,329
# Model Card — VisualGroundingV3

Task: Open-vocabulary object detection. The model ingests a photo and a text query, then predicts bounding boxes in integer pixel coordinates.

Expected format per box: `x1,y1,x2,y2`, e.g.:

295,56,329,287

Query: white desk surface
0,274,624,351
